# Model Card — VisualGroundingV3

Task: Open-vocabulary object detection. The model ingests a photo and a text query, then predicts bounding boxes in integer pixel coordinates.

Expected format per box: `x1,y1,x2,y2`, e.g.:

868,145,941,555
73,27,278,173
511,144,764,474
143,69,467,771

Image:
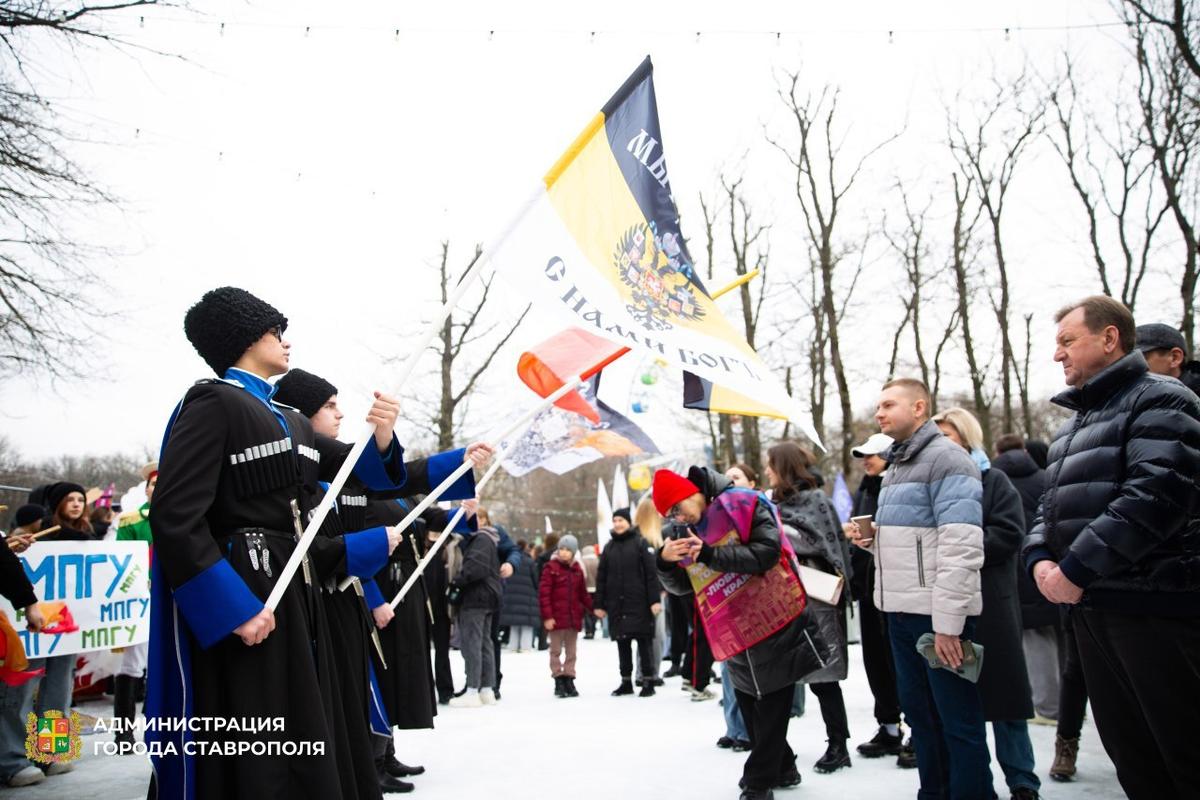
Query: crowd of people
1,291,1198,800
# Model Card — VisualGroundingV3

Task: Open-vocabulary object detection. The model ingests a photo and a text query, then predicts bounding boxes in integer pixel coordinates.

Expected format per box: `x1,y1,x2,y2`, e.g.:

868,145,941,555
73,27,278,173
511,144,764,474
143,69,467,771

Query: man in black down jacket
655,466,828,800
1023,296,1200,799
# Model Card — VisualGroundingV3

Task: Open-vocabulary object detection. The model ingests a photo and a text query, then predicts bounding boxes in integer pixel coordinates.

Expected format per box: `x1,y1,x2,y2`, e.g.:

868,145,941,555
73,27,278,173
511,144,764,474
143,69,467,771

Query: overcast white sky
0,0,1163,461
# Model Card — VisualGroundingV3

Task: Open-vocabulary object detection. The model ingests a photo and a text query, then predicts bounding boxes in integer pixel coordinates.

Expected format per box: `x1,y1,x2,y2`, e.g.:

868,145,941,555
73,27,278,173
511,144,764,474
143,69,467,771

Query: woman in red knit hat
653,466,831,800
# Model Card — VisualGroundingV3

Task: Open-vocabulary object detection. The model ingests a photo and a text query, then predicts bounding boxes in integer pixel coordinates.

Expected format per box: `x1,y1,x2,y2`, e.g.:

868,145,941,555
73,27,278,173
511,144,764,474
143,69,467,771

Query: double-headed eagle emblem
614,222,705,332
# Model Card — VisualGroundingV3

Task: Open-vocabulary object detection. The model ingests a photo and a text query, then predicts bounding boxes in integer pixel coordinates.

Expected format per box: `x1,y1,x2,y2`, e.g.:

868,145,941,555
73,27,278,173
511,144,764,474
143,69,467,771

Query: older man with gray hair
1024,295,1200,799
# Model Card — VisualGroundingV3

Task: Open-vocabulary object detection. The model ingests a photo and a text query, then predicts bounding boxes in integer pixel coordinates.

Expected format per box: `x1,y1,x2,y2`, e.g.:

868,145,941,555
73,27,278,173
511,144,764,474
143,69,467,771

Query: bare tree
882,184,938,395
768,75,899,474
0,1,167,378
1047,56,1169,311
949,172,994,450
400,243,529,451
1123,0,1200,82
949,67,1045,435
1128,12,1200,349
722,174,770,470
698,190,737,467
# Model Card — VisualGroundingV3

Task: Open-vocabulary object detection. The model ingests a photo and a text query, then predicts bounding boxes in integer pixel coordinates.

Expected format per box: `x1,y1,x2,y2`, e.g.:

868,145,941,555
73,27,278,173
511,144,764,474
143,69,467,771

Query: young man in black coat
1026,296,1200,799
594,508,661,697
273,367,489,796
147,287,410,800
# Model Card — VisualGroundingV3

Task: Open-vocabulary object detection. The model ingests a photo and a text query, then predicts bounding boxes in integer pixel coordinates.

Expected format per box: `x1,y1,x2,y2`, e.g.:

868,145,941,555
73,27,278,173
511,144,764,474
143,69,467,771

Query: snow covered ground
10,638,1123,800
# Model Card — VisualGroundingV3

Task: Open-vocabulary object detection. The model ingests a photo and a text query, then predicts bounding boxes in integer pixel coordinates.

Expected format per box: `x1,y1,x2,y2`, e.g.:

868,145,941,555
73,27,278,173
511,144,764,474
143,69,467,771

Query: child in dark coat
538,535,592,698
449,526,502,708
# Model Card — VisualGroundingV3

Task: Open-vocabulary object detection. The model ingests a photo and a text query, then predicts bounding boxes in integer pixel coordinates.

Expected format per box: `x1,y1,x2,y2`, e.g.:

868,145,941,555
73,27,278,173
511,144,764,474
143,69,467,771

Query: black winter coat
848,474,883,601
455,529,501,612
993,449,1057,630
498,552,541,628
0,539,36,609
594,526,659,638
657,466,831,697
974,468,1035,721
1023,352,1200,616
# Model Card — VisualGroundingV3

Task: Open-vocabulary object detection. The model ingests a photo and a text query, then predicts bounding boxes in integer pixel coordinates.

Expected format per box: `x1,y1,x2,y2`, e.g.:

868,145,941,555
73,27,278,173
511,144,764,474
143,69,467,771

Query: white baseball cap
851,433,894,458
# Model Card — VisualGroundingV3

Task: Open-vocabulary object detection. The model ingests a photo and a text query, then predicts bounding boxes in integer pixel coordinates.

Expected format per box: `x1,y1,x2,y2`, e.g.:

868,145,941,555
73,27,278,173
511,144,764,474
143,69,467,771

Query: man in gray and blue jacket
850,378,993,800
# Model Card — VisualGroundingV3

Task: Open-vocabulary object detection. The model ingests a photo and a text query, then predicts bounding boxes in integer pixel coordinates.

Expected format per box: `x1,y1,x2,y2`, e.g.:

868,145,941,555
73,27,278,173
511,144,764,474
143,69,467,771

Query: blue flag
832,473,854,524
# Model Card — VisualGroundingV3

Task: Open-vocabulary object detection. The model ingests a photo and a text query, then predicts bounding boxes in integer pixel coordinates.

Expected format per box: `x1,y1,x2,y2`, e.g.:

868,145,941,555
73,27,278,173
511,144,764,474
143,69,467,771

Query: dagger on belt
347,577,388,670
408,530,435,626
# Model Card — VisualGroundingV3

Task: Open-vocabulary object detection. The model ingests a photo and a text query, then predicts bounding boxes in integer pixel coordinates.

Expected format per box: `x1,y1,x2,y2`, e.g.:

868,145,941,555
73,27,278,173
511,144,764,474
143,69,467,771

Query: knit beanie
652,469,700,515
558,534,579,555
274,368,338,418
14,504,44,528
45,482,87,514
184,287,289,376
611,507,632,525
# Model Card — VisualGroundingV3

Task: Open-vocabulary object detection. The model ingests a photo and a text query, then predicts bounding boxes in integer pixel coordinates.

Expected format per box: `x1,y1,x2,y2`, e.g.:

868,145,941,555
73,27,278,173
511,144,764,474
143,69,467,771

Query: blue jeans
888,613,993,800
993,720,1039,792
0,655,75,781
722,662,748,740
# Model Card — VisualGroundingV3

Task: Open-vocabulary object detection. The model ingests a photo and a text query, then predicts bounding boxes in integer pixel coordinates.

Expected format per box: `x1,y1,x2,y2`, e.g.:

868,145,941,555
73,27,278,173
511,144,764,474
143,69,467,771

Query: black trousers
682,605,714,690
1072,606,1200,799
858,593,902,726
491,610,503,691
809,681,851,742
667,593,691,664
735,683,797,791
1056,609,1088,740
616,636,655,679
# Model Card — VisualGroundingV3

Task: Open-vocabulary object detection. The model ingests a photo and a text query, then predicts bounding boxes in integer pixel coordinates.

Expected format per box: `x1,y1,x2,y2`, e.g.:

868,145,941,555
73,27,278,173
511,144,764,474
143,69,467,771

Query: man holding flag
148,287,413,800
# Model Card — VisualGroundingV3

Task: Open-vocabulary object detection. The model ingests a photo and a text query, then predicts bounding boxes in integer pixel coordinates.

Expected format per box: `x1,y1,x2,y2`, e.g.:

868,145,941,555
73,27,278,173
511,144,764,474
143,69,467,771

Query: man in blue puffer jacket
1024,296,1200,799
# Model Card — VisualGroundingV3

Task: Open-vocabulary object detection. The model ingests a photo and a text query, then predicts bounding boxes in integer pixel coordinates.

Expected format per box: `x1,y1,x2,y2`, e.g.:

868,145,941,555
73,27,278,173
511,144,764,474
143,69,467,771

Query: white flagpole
265,186,543,612
386,375,583,609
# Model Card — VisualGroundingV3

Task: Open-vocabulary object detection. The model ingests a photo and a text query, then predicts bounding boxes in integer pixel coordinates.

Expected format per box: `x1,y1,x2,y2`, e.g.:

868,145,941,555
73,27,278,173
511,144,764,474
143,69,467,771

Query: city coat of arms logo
614,222,705,332
26,710,83,765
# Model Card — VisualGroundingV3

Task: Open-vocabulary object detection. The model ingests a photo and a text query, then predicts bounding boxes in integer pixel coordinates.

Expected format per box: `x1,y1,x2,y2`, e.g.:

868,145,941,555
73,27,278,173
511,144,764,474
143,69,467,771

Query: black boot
379,774,414,794
112,675,137,748
384,739,424,777
814,740,852,773
856,725,903,758
564,677,579,698
638,678,656,697
738,788,774,800
663,663,682,678
896,737,917,769
775,757,802,788
611,677,634,696
554,676,567,697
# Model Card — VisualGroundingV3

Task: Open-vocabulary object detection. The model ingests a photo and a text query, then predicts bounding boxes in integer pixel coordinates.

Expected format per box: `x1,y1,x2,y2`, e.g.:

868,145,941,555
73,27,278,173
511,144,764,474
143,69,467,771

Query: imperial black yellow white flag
490,56,819,445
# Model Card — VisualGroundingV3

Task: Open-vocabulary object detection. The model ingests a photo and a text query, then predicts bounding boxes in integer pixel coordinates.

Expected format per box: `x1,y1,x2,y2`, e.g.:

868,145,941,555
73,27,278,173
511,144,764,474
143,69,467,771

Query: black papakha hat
274,368,338,418
184,287,288,376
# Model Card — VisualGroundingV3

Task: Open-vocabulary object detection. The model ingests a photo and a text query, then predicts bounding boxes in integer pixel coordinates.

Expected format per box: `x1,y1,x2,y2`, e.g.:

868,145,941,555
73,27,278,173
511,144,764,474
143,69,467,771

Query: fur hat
184,287,288,376
611,507,632,525
274,368,338,418
652,470,700,516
